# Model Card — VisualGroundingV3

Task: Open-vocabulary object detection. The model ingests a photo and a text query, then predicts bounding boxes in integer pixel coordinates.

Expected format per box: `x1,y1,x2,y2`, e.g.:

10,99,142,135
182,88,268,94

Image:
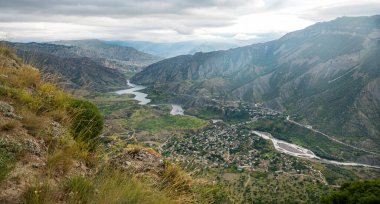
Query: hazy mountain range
106,40,250,58
132,15,380,152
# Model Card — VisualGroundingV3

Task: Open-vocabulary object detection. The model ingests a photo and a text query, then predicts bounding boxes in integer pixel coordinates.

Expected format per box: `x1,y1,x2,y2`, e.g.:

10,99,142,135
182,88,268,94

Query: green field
136,115,207,133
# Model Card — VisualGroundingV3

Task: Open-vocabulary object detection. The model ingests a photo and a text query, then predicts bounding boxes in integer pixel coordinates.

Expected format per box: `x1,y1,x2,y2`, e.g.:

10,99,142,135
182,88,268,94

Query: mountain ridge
3,41,128,91
132,15,380,152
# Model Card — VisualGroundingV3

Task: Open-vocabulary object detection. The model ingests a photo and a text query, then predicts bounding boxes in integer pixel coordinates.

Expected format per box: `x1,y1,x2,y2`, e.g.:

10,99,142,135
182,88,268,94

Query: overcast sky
0,0,379,43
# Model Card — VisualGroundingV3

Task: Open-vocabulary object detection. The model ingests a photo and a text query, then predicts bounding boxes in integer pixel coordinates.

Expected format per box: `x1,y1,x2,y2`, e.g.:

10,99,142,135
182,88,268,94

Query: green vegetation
92,93,207,141
143,87,174,103
0,149,15,183
190,106,224,120
320,164,358,185
68,99,104,149
248,118,367,161
321,178,380,204
136,115,207,133
195,184,232,204
63,176,94,203
92,169,174,204
0,46,229,204
23,182,52,204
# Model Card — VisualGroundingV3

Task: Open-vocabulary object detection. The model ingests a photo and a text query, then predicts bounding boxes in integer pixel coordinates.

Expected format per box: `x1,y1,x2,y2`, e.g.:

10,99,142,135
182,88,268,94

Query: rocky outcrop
109,149,164,174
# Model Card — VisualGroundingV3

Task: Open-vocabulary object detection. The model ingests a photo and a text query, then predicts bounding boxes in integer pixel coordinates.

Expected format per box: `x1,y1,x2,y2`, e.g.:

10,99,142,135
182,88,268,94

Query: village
162,104,323,181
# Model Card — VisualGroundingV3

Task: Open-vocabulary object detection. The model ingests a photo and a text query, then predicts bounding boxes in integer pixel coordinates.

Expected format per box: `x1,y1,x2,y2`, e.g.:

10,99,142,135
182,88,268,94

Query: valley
1,12,380,203
90,77,379,203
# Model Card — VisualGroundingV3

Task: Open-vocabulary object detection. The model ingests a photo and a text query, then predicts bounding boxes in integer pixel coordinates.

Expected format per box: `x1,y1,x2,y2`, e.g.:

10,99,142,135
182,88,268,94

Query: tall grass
92,168,174,204
63,176,94,204
22,182,52,204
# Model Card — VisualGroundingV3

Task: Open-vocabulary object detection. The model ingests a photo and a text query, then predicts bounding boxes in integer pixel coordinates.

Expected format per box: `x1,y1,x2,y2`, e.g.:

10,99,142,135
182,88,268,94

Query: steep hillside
4,42,127,91
52,39,162,73
0,46,228,204
132,15,380,152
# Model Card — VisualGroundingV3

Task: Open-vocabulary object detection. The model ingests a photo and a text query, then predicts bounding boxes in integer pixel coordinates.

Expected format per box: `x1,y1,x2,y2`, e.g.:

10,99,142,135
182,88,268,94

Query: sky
0,0,379,43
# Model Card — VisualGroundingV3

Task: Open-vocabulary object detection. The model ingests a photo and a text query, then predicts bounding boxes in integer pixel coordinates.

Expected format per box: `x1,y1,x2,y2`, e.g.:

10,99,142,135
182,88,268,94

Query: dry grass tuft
1,120,20,131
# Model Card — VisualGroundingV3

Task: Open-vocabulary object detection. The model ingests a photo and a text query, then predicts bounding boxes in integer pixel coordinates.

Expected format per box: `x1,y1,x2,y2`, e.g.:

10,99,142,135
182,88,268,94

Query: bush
68,99,103,149
321,178,380,204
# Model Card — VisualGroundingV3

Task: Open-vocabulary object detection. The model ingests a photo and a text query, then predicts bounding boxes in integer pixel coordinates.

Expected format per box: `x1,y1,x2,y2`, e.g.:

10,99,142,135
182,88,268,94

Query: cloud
0,0,378,42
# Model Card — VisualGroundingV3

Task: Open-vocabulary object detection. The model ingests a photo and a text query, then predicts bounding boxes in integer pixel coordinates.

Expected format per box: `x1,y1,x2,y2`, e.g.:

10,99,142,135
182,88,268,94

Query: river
114,80,151,105
252,131,380,169
114,81,184,115
114,83,378,168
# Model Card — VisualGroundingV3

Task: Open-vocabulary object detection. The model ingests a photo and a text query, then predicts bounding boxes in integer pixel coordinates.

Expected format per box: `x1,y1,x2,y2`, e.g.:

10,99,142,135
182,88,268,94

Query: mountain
132,15,380,152
52,39,162,72
4,42,128,91
106,40,247,58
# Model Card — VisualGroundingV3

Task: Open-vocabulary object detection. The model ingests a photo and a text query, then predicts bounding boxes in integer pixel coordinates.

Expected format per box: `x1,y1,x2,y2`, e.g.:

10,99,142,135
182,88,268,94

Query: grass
21,112,48,137
1,45,201,203
63,176,94,204
91,169,175,204
136,115,207,133
1,120,19,131
22,182,52,204
159,161,193,196
0,149,15,183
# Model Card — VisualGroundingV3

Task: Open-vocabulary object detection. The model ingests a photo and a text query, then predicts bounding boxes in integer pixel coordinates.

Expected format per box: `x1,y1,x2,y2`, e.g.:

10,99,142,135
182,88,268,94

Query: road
286,116,379,156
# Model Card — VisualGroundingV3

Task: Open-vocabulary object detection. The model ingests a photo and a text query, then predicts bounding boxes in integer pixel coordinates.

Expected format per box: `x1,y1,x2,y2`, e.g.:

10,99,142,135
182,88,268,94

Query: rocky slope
4,41,128,91
0,47,208,204
132,15,380,152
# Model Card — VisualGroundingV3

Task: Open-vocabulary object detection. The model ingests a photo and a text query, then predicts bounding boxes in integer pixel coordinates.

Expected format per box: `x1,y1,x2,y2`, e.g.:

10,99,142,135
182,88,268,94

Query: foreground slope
132,15,380,152
0,46,232,204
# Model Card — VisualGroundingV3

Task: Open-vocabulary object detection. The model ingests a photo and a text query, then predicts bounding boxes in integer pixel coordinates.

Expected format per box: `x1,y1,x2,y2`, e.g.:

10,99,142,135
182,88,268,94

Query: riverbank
252,131,380,169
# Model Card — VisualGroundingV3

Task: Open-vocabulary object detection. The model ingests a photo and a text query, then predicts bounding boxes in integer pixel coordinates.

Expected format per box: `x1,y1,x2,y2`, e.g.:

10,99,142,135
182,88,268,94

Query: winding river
114,81,183,115
114,82,379,168
114,80,151,105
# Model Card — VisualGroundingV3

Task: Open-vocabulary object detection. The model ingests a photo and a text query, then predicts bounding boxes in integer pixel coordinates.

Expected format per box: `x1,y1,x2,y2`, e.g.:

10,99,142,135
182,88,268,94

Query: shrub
68,99,103,149
321,178,380,204
0,150,14,183
63,176,94,204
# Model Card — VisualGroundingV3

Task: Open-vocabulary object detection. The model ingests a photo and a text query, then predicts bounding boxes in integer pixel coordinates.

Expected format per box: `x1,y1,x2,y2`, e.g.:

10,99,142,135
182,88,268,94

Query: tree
321,178,380,204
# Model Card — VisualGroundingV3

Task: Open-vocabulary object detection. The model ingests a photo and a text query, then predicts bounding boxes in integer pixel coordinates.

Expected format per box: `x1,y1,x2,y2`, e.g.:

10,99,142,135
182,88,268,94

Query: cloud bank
0,0,379,42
